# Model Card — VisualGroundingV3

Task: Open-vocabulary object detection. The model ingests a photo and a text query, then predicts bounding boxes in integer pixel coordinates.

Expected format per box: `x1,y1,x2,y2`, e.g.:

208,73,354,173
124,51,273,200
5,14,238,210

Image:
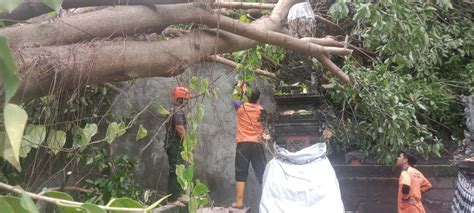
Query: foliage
176,77,209,213
81,152,142,205
0,187,167,213
0,36,28,172
327,0,472,164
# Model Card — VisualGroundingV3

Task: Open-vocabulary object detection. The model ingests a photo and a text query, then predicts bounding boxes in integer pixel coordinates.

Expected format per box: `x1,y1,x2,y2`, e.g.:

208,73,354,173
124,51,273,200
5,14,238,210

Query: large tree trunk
11,0,305,103
0,0,190,26
1,3,212,48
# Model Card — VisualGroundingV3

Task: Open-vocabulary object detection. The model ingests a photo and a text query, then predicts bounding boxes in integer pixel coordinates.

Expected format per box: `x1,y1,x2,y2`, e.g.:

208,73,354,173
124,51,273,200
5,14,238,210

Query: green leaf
0,36,20,103
20,192,38,213
106,198,143,213
42,0,63,12
239,14,250,23
156,105,170,116
188,199,198,213
0,196,29,213
45,191,74,201
196,197,208,206
2,104,28,171
22,125,46,148
83,124,98,144
0,197,15,213
192,182,209,196
176,165,187,190
74,123,98,150
183,166,193,182
436,0,453,10
0,0,22,13
196,104,205,122
81,203,105,213
189,76,208,94
45,191,82,213
135,125,147,141
181,150,193,163
417,102,428,111
20,125,47,158
117,122,126,136
47,11,57,17
47,130,66,154
105,122,126,144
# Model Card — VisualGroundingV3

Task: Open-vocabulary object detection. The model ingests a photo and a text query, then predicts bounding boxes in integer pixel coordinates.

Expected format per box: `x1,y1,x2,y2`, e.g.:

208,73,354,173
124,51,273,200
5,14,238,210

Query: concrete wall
335,165,456,213
109,63,274,211
108,63,457,213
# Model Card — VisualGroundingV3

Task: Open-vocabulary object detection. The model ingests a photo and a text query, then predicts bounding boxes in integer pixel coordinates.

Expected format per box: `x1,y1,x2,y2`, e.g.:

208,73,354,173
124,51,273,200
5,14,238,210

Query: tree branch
207,55,277,79
190,7,352,83
0,3,209,48
12,0,303,102
0,182,146,212
0,0,190,26
314,14,346,34
214,2,275,10
48,186,99,195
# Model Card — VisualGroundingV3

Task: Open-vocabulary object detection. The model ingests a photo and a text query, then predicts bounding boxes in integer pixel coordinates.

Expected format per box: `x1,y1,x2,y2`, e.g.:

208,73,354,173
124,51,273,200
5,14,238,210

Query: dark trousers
166,140,183,202
235,142,267,183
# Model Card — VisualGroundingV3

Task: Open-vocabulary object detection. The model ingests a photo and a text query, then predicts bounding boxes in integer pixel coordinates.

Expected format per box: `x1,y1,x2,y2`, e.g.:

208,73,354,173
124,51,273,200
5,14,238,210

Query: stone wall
109,63,274,211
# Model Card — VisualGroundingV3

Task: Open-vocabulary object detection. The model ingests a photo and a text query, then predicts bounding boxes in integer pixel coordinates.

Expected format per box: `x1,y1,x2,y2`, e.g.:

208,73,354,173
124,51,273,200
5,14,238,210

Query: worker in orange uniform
164,87,191,206
396,151,432,213
231,81,268,209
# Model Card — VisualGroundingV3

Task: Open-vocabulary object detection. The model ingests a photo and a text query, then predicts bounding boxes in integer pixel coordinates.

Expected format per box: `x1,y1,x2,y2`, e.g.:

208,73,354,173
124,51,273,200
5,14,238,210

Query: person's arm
232,80,247,96
400,171,412,200
175,125,186,140
323,129,333,139
420,176,432,193
233,100,243,111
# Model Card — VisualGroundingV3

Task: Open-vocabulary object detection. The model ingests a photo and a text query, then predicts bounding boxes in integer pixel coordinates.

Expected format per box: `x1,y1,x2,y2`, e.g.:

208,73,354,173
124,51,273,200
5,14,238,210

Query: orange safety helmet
173,87,191,99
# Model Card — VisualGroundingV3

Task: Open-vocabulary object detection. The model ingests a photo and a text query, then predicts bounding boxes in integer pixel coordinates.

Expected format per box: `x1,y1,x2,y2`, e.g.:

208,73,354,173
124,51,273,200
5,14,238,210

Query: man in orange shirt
231,82,267,209
396,151,432,213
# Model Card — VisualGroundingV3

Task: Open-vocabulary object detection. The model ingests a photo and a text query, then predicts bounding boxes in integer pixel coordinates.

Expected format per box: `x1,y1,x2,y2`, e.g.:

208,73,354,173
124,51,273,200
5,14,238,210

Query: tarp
259,143,344,213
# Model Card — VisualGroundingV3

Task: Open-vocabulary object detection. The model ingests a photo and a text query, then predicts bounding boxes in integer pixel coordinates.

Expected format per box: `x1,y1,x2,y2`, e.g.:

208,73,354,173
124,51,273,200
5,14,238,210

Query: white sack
259,143,344,213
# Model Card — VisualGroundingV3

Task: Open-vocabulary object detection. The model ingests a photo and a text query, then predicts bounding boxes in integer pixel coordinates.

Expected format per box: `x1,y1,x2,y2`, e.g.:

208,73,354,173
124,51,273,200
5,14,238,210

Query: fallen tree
0,0,352,103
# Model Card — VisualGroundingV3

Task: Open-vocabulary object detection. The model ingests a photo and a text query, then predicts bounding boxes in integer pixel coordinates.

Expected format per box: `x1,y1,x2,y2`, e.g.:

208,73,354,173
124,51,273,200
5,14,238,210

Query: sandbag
259,143,344,213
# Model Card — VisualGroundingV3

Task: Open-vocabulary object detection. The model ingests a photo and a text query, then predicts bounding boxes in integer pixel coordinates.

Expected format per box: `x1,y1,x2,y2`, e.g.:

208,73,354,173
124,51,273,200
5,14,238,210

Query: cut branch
207,55,277,79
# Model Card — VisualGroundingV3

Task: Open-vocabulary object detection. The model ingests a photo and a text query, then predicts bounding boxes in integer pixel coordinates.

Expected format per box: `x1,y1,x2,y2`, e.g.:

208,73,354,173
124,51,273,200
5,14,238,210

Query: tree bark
12,0,304,103
214,2,275,9
1,3,210,48
184,6,352,83
0,0,190,25
3,1,351,85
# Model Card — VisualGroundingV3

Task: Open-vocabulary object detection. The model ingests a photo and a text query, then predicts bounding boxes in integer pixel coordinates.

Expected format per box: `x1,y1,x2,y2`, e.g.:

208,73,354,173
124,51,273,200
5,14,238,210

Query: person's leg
250,143,267,184
166,141,183,203
233,143,251,208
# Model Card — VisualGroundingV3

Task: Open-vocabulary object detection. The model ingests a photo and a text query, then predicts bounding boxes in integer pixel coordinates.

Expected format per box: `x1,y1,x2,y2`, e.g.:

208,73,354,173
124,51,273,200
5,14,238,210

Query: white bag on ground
259,143,344,213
